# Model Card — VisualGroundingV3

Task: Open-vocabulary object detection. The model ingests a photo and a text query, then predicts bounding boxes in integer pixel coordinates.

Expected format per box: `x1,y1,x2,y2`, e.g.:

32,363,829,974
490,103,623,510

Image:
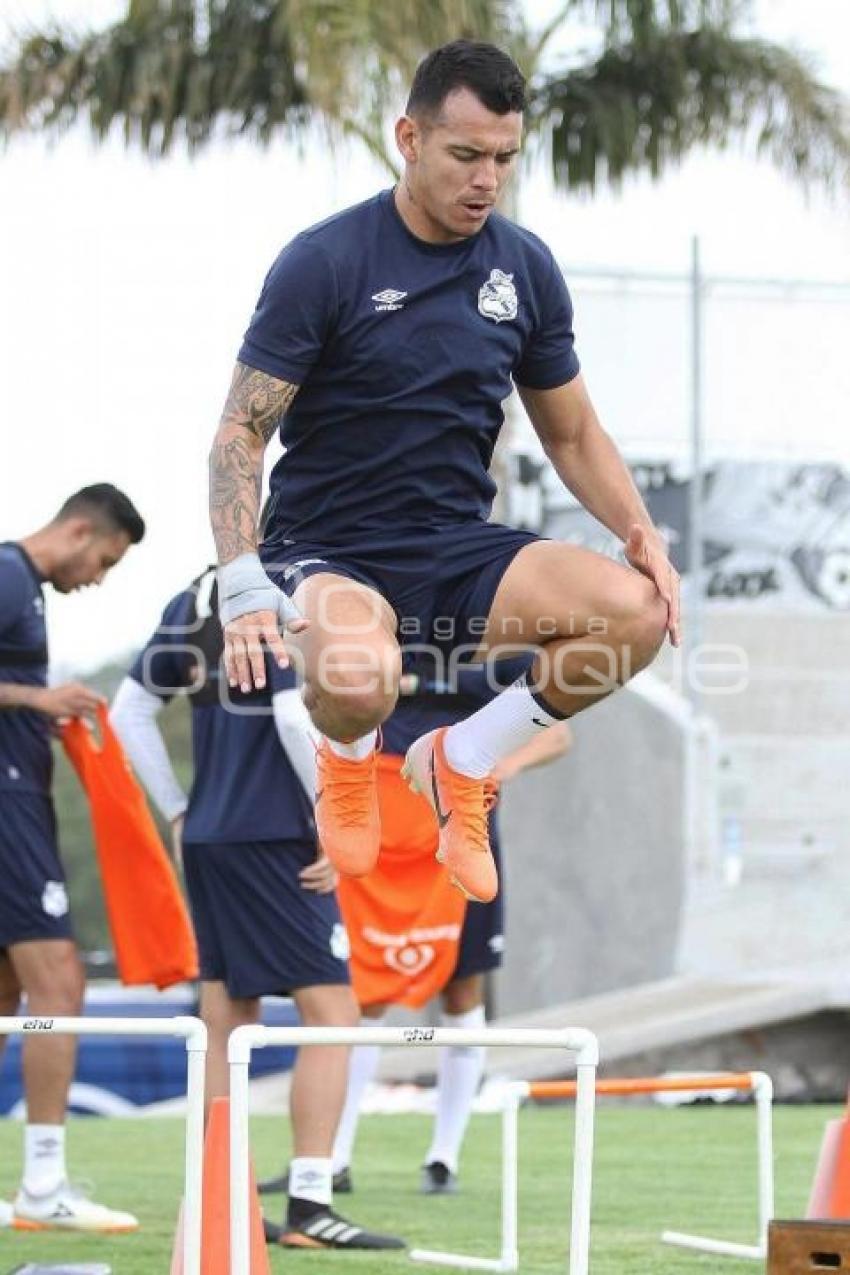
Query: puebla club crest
478,268,518,323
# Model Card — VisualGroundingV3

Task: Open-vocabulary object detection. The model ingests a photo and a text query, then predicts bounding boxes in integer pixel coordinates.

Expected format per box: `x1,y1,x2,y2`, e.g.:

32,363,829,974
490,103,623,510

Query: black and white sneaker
258,1165,353,1195
280,1206,405,1250
263,1215,283,1244
420,1161,459,1195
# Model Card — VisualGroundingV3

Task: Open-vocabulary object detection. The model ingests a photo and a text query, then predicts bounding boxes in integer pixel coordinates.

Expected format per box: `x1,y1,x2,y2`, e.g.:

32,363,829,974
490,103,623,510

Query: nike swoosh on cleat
429,750,452,829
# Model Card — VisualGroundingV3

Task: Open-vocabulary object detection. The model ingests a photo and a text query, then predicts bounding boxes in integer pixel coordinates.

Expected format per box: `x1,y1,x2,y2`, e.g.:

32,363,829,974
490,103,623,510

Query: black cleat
263,1215,283,1243
258,1171,289,1196
258,1165,353,1195
420,1161,459,1195
331,1165,353,1195
280,1206,405,1250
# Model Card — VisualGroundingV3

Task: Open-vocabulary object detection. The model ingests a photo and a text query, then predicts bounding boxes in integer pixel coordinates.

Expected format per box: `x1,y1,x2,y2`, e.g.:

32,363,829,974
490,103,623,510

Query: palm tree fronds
575,0,741,45
531,27,850,191
0,2,309,154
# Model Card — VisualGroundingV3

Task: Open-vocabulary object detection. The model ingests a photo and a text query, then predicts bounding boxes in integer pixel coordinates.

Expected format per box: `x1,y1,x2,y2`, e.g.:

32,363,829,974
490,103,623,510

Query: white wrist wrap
217,553,302,627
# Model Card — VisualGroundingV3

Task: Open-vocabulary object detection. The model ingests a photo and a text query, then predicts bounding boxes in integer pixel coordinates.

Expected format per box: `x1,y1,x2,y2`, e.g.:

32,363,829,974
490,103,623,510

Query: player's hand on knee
223,610,285,691
624,524,682,648
218,552,309,689
299,852,339,894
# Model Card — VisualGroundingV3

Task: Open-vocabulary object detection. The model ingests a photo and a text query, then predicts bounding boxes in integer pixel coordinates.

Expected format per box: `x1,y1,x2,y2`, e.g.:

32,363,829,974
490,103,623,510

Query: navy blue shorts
0,795,74,948
261,520,541,661
181,838,351,999
453,815,504,981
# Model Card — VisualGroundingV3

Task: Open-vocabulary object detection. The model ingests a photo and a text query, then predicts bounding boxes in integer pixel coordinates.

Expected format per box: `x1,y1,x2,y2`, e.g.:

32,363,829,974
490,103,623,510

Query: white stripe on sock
327,732,377,761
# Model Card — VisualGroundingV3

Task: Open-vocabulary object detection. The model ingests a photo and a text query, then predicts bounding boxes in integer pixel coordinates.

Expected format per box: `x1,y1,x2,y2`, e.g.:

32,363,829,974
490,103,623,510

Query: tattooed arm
209,362,306,690
209,362,299,563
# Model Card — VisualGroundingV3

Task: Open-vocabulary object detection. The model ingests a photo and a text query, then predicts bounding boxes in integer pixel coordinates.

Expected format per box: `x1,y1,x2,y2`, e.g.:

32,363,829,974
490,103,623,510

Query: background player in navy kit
0,484,144,1232
110,568,404,1250
209,40,679,906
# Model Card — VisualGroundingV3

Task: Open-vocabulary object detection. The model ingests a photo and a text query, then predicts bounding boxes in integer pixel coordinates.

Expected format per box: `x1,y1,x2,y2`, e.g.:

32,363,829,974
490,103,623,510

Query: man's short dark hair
406,40,526,121
56,483,146,544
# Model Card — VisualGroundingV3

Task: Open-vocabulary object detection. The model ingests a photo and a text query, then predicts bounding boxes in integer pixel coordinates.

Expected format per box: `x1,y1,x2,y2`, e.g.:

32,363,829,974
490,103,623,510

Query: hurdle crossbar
526,1070,774,1262
0,1015,207,1275
228,1025,599,1275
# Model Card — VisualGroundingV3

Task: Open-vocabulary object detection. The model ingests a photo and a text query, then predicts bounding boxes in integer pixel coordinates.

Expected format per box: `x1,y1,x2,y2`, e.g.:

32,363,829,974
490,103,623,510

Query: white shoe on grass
13,1180,138,1232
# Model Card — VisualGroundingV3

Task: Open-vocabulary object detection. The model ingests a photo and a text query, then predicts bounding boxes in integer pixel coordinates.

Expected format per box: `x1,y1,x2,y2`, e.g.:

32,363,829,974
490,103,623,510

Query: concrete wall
495,683,687,1016
667,610,850,979
609,1010,850,1101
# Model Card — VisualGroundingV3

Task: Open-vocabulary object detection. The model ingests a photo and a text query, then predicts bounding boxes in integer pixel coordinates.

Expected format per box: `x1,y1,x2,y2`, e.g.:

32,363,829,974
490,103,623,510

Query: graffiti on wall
541,461,850,611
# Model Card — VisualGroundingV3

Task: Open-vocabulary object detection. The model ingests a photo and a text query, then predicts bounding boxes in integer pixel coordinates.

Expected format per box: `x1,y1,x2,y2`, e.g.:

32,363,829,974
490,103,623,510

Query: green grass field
0,1103,833,1272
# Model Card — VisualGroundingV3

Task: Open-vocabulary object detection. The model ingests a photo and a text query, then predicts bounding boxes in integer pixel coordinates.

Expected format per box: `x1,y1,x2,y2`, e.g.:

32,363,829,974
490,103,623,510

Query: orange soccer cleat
315,740,381,877
401,727,498,903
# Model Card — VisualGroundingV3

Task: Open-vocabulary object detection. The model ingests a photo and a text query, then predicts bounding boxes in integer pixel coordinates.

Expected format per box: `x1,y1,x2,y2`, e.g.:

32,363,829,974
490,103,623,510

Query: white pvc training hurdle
228,1024,599,1275
442,1070,773,1271
0,1015,207,1275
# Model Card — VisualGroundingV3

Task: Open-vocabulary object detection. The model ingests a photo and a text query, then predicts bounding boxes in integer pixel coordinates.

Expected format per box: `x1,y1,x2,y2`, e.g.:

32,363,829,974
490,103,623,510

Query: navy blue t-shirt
239,189,580,544
0,543,51,795
382,653,535,757
129,590,314,846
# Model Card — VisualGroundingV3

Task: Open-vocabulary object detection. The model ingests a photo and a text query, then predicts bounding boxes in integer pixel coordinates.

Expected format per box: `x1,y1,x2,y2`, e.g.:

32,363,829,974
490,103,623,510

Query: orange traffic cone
807,1088,850,1219
170,1096,271,1274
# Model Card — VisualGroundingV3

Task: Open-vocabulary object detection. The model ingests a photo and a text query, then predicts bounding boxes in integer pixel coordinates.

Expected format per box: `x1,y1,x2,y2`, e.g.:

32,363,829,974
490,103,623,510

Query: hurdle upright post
526,1069,774,1264
0,1014,207,1275
228,1024,599,1275
657,1070,774,1260
571,1049,597,1275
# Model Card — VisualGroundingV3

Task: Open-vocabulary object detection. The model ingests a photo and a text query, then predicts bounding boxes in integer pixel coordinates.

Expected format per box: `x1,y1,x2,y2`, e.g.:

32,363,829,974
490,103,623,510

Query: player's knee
634,583,668,659
313,645,400,734
25,950,84,1014
201,987,258,1037
0,966,20,1017
296,984,359,1028
0,990,20,1016
617,577,667,667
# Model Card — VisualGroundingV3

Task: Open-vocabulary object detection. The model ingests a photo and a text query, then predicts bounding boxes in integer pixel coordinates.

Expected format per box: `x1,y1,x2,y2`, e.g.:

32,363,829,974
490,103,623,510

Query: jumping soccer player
110,567,404,1250
0,484,145,1232
209,40,680,906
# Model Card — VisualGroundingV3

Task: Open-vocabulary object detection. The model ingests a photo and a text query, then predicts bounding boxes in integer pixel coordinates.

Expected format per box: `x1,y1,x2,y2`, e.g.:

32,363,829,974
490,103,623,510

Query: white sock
425,1006,486,1173
327,731,377,761
288,1156,333,1207
332,1017,384,1173
23,1123,66,1196
444,678,563,778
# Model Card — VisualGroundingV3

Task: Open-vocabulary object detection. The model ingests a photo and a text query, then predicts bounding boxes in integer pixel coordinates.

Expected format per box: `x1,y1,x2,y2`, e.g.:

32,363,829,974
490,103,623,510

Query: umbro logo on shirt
372,288,407,312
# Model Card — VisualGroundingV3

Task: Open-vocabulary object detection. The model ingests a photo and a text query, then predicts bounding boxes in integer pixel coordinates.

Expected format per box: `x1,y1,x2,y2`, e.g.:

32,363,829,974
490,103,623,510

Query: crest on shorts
478,269,518,323
42,880,69,918
330,922,351,962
